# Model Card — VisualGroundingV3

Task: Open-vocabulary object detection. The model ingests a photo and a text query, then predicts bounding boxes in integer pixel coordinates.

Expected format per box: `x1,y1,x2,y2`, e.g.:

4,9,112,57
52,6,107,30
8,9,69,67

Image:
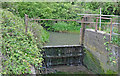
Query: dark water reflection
45,31,80,46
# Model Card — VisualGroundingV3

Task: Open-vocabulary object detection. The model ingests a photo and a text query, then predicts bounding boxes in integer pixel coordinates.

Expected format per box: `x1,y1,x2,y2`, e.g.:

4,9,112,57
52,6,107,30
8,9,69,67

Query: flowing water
45,31,80,46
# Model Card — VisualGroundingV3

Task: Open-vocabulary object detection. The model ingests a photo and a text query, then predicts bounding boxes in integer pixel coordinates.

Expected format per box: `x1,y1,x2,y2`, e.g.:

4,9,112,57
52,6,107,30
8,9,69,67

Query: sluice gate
42,45,84,68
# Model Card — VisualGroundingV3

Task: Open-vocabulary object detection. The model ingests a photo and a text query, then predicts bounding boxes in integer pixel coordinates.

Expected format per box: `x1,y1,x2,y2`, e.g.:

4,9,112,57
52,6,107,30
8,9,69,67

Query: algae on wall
84,29,118,73
83,49,104,74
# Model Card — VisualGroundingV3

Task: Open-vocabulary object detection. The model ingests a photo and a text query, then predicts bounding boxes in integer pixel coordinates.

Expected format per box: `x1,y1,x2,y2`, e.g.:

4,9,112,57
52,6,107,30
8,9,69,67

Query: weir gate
24,14,119,73
41,45,84,68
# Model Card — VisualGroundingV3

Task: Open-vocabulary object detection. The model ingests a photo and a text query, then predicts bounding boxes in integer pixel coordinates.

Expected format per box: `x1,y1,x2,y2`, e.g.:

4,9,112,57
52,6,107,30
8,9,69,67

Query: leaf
109,57,113,62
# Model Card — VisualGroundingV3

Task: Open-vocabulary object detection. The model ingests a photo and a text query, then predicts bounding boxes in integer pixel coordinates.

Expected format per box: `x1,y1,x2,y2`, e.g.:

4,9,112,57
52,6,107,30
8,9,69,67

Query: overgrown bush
2,2,81,32
28,21,49,47
2,2,119,32
1,9,48,74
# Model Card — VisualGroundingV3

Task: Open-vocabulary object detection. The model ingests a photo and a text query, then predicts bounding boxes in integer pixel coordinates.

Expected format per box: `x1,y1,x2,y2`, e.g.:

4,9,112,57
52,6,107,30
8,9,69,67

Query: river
45,31,80,46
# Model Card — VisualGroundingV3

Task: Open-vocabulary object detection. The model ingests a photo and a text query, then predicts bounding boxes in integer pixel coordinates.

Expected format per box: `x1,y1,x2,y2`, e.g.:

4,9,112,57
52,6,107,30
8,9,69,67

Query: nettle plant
103,36,117,66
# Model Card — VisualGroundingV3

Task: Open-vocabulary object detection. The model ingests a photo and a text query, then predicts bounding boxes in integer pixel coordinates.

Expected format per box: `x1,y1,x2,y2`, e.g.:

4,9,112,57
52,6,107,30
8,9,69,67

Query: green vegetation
2,2,80,32
48,22,81,32
103,36,118,67
1,2,119,74
83,49,118,75
102,26,120,46
101,23,119,46
1,9,48,74
105,70,118,74
2,2,119,32
79,2,119,15
111,35,120,46
29,21,49,47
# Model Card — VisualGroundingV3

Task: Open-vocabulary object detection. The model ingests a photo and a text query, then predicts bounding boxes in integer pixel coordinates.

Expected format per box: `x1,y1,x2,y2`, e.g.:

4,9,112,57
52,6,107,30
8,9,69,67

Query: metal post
112,24,114,34
95,18,98,32
110,19,112,43
119,17,120,34
25,14,28,33
99,8,101,31
80,17,86,46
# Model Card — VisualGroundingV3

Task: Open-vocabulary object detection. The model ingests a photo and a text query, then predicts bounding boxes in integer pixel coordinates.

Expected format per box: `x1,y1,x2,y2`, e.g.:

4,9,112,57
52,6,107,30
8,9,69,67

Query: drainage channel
40,45,84,73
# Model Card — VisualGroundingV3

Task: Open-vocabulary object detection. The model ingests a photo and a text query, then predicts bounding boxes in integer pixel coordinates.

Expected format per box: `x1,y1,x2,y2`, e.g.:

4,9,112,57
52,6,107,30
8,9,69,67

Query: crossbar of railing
78,14,120,17
96,17,111,19
30,18,81,22
95,16,113,42
25,14,119,44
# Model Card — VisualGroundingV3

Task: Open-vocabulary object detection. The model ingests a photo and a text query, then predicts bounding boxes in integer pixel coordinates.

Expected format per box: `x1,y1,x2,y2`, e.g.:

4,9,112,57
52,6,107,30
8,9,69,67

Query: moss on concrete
83,49,104,74
105,70,118,74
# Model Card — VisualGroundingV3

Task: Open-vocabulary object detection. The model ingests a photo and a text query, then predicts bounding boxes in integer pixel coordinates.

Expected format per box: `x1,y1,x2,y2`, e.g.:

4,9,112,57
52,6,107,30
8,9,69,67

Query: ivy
103,36,118,66
111,35,120,46
0,9,47,74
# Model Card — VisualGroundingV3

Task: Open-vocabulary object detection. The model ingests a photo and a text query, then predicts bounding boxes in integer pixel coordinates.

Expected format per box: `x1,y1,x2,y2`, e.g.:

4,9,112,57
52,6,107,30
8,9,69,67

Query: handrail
77,14,120,17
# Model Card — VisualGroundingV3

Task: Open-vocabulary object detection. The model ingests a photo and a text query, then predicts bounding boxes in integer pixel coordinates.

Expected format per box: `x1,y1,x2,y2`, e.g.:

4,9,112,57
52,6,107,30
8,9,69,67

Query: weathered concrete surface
83,29,119,73
47,65,95,74
83,50,104,74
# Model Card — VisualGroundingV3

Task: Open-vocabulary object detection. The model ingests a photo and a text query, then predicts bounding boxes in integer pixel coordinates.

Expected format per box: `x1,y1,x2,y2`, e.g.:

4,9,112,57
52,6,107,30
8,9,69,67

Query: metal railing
24,13,119,44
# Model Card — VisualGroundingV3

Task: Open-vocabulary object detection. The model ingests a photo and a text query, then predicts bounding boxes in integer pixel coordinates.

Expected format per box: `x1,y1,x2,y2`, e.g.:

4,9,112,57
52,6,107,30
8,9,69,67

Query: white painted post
99,8,101,31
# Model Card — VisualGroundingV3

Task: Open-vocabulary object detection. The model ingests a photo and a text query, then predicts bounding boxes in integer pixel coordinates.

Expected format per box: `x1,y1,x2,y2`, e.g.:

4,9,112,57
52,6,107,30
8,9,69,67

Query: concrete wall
83,29,119,73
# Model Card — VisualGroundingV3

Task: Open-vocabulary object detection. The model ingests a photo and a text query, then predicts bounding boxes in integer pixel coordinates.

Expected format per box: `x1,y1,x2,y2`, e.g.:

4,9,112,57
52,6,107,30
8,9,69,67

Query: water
45,31,80,46
42,31,94,74
44,31,82,67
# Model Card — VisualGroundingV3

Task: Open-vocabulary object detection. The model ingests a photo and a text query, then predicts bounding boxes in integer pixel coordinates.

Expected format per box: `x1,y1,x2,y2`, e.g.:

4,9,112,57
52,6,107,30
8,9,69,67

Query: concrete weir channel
23,14,119,74
42,45,83,67
39,29,119,74
41,45,85,74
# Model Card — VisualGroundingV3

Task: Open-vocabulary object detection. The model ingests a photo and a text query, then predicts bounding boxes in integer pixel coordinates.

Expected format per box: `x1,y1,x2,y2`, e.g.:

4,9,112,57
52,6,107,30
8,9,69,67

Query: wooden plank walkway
43,45,81,48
